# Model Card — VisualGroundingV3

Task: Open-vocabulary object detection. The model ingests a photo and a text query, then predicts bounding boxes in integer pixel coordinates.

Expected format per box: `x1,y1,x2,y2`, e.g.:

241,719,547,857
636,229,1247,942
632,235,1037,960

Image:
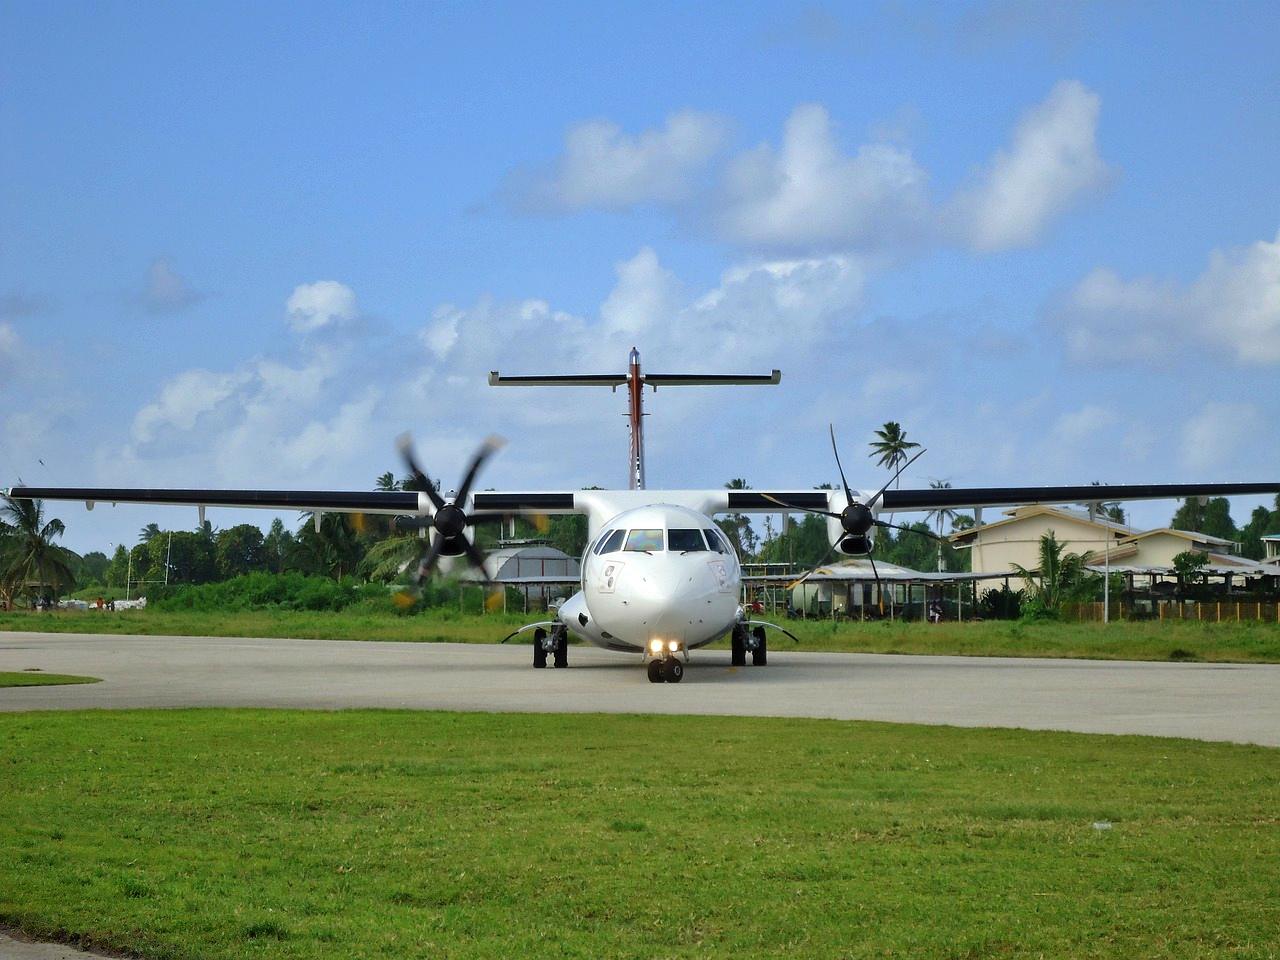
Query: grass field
0,671,100,688
1,710,1277,959
3,607,1280,663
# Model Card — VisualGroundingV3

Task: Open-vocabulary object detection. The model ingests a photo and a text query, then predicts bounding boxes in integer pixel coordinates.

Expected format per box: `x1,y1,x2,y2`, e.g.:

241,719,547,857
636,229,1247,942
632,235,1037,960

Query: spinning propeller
395,433,506,592
763,425,944,601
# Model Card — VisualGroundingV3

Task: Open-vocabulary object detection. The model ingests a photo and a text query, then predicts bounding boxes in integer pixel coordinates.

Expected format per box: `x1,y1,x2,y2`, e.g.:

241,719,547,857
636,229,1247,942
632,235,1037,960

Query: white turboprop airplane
8,348,1279,683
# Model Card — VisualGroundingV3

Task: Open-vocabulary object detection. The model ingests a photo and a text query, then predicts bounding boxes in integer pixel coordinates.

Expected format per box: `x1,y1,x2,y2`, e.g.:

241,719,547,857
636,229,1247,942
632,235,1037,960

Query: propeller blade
760,492,840,519
786,540,840,590
867,549,885,614
413,530,448,584
461,537,493,583
867,447,927,510
396,433,446,511
454,435,507,506
829,424,854,504
875,519,945,542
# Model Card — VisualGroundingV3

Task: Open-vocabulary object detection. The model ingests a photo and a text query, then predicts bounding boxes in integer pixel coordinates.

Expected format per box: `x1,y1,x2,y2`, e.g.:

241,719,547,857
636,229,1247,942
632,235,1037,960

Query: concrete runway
3,630,1279,746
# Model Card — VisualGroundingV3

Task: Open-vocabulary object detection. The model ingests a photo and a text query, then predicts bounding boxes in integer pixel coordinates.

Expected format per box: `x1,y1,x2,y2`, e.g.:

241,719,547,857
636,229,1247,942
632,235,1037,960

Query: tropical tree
868,422,920,479
0,495,79,606
263,518,294,573
717,478,758,558
1011,531,1094,619
139,522,161,544
924,479,957,571
375,471,399,492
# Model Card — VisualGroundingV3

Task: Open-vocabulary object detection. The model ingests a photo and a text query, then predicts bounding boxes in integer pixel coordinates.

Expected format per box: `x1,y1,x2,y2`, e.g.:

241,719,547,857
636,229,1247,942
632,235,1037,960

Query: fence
1064,601,1280,623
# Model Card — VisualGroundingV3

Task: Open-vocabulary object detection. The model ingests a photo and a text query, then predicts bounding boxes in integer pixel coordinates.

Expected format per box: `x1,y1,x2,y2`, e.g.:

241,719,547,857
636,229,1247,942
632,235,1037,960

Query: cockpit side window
668,528,708,552
595,529,626,554
705,528,730,554
624,528,664,552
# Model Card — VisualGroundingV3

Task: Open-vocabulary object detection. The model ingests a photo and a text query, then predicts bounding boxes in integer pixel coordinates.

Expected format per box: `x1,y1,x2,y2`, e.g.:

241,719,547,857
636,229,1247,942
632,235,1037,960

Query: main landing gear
532,626,568,669
730,624,768,667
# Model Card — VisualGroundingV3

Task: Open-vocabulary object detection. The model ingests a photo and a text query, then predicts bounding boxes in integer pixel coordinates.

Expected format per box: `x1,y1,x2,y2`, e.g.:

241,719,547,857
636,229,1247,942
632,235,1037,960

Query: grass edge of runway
1,708,1278,960
0,671,100,688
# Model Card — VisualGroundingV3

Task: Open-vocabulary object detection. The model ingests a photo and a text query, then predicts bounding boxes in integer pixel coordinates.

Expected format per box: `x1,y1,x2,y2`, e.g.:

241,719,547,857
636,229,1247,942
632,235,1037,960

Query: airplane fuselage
556,503,743,654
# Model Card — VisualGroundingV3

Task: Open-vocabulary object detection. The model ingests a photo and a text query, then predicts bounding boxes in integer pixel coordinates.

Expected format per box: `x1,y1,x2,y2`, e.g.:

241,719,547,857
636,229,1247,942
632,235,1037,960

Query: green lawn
2,607,1280,663
0,671,100,688
0,710,1276,959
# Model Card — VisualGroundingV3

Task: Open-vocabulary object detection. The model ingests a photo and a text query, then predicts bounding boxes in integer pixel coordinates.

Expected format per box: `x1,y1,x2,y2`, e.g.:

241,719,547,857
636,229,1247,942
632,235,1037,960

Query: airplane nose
624,559,726,640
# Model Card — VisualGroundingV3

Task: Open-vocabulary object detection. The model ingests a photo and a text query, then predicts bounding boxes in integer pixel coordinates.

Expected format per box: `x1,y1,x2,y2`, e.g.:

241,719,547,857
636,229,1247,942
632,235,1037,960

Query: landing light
649,639,664,654
667,640,679,652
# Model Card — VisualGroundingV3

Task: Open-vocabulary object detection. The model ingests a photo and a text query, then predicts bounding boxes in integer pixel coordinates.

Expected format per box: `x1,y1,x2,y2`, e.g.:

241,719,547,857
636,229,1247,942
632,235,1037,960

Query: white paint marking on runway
2,631,1278,747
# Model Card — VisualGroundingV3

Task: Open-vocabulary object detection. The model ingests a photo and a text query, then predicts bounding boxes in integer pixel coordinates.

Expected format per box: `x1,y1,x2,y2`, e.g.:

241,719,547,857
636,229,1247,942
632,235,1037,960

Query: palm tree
139,522,161,543
868,422,920,525
1012,531,1091,618
1,495,78,607
868,422,920,477
375,471,399,492
924,479,957,571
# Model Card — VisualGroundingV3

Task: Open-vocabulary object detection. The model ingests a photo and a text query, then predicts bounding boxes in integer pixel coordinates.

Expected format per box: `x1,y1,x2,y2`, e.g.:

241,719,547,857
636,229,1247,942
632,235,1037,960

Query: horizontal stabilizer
643,371,781,386
488,372,627,387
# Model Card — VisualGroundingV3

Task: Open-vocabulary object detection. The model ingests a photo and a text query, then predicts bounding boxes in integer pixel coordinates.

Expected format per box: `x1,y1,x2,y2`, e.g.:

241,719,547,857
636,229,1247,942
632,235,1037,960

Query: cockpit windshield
594,529,626,554
668,528,708,552
624,528,664,552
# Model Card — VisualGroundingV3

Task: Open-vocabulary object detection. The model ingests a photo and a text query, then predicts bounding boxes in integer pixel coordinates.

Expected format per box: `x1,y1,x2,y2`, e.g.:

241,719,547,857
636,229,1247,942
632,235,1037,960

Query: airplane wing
881,482,1280,513
2,485,587,522
4,485,424,515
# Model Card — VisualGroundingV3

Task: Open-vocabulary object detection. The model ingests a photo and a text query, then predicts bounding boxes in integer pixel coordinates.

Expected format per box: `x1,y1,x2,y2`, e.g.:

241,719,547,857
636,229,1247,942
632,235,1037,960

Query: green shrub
155,572,385,613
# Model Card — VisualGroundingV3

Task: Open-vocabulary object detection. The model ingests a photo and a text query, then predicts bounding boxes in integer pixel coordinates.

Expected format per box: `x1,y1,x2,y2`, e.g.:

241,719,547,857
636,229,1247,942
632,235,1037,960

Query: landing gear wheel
751,626,768,667
730,627,747,667
662,659,684,683
532,628,547,669
647,659,664,683
552,628,568,669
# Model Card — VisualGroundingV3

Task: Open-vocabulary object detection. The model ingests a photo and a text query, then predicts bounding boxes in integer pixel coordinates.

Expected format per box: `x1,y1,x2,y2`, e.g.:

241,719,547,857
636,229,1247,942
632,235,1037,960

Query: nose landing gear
646,642,686,683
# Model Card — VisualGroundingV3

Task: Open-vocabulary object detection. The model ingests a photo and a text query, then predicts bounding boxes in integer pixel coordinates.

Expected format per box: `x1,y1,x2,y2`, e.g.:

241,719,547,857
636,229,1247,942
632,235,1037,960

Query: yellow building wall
969,513,1125,574
1126,533,1203,567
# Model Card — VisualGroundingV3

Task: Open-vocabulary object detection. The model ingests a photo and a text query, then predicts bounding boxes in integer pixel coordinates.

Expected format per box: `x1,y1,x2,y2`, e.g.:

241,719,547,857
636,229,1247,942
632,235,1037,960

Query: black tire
647,659,664,683
751,626,767,667
553,630,568,669
533,628,547,669
730,627,747,667
663,659,684,683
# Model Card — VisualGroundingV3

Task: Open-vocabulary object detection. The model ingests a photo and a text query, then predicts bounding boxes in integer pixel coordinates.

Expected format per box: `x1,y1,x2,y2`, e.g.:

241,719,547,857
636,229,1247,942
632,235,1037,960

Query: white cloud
1180,402,1263,471
510,110,728,211
143,258,204,312
714,104,929,252
286,281,358,332
1052,404,1115,443
1051,230,1280,365
950,80,1112,251
0,321,18,369
131,369,250,444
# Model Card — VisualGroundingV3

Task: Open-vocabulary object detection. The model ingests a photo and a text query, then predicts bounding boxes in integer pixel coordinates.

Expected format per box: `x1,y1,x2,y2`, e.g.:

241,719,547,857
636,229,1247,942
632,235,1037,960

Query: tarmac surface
3,629,1279,746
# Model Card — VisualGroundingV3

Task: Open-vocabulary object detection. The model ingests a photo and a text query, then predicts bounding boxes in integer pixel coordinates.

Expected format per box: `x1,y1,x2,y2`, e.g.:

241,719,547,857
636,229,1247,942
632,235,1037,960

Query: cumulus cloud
508,110,728,212
0,322,19,380
1052,404,1115,443
142,258,205,312
1180,402,1263,471
286,281,358,332
1051,230,1280,365
950,80,1112,251
131,369,251,444
714,104,930,252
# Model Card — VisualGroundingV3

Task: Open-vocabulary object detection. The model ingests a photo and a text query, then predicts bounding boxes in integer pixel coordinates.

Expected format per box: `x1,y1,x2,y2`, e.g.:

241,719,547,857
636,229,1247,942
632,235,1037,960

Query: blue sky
2,0,1278,553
